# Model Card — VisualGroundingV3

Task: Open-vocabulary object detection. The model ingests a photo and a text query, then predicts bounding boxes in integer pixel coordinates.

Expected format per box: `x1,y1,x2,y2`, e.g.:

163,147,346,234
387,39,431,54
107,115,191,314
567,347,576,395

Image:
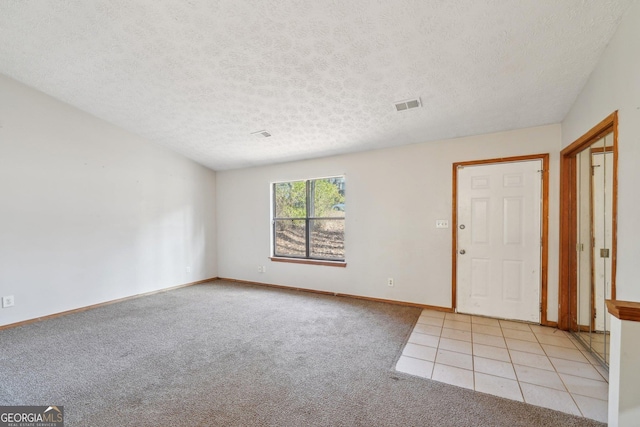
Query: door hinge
540,302,542,312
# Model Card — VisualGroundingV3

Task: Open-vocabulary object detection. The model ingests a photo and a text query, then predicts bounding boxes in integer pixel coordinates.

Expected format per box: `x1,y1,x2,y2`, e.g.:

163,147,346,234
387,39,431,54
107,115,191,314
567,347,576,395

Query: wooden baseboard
216,277,454,312
0,277,218,331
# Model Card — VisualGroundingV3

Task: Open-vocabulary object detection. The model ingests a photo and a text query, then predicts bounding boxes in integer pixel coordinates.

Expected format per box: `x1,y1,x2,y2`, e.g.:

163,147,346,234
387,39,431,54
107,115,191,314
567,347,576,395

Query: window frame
271,176,346,266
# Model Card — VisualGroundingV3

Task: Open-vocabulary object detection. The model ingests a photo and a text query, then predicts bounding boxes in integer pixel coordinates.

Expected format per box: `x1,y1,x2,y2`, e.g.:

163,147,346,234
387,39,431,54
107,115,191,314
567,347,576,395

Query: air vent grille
394,98,421,112
251,130,271,137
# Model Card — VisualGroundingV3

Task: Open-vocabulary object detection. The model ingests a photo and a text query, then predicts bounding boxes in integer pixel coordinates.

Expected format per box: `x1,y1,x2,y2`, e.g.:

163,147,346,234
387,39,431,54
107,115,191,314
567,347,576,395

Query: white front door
456,160,542,323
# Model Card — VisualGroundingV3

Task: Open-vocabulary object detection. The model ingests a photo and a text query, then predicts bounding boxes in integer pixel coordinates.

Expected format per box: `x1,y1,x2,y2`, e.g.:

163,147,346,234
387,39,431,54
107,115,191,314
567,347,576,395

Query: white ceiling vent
251,130,271,137
394,98,421,112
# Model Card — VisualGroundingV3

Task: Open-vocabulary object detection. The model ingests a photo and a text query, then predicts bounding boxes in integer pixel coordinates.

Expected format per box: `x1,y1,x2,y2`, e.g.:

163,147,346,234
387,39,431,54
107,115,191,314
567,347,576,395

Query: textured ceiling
0,1,634,170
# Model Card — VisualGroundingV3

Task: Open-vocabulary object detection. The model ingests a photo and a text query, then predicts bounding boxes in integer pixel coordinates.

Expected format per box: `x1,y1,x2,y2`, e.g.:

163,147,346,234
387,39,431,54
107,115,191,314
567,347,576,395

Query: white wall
217,124,561,320
562,0,640,302
0,74,217,327
562,7,640,423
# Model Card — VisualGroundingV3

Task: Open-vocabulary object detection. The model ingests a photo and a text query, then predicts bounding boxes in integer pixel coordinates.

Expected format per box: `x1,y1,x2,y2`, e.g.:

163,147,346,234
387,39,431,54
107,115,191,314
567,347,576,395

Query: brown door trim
558,111,618,331
452,153,550,325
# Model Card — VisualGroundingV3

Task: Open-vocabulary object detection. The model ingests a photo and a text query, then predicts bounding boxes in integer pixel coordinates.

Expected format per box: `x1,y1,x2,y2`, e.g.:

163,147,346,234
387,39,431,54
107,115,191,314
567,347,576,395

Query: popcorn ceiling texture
0,1,633,170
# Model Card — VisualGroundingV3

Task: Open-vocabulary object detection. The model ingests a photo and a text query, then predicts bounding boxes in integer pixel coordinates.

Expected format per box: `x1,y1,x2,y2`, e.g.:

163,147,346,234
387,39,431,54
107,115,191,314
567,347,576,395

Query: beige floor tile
579,349,602,366
577,345,602,366
550,357,605,381
513,364,566,391
441,328,472,342
445,312,471,323
472,332,506,348
402,343,437,362
408,331,440,348
586,332,607,342
438,337,472,355
542,344,589,363
509,350,554,371
436,348,473,370
567,336,584,350
444,319,472,331
520,382,581,416
536,334,578,349
471,316,500,327
529,325,563,336
400,313,612,421
560,373,609,400
472,324,503,337
499,320,532,332
502,328,537,342
417,315,444,327
594,364,609,383
396,356,433,379
474,356,516,380
413,323,442,337
573,394,608,423
420,309,446,319
432,363,474,390
474,372,523,402
473,343,511,362
505,338,545,355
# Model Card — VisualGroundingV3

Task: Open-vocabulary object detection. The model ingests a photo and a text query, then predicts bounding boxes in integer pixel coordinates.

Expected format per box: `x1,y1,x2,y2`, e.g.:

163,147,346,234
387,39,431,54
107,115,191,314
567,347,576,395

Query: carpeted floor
0,280,605,426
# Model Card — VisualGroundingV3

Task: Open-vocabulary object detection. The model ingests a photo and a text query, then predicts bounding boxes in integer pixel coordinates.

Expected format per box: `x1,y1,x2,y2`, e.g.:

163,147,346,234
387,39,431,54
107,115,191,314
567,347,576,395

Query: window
272,176,345,262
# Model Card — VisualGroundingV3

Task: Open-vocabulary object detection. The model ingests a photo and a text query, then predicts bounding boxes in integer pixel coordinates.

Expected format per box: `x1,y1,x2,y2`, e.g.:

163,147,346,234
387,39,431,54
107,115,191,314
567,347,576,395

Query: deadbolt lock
459,224,465,230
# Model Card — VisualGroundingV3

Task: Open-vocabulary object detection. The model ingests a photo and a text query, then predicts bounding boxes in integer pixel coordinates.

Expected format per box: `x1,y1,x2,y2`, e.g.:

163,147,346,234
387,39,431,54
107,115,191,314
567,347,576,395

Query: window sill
269,257,347,268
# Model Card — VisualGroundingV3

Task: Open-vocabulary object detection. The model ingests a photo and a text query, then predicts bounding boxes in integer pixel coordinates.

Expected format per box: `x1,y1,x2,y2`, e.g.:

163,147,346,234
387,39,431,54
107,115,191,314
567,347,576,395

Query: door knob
459,249,466,255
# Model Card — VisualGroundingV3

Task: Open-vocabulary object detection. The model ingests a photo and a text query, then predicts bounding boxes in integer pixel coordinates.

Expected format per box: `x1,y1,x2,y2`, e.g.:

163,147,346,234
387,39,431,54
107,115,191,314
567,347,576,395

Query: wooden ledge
269,257,346,268
606,299,640,322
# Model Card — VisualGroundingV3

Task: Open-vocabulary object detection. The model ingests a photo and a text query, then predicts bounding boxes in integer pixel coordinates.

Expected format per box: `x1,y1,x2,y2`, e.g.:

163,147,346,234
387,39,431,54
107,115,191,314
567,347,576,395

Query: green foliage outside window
273,177,345,261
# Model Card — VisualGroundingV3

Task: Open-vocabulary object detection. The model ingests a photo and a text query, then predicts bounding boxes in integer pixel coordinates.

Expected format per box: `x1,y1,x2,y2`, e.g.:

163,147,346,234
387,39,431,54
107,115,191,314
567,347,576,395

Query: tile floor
395,310,609,423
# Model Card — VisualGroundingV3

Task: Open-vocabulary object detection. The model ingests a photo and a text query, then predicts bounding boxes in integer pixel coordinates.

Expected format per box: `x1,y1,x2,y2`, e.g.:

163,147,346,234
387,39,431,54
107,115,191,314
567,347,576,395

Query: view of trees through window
273,177,345,261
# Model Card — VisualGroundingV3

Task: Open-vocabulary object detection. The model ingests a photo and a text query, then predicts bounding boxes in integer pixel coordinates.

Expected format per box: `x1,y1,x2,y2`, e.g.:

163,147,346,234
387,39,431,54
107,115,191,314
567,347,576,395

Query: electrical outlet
258,265,266,273
2,295,15,308
186,266,191,273
387,278,394,287
435,220,449,228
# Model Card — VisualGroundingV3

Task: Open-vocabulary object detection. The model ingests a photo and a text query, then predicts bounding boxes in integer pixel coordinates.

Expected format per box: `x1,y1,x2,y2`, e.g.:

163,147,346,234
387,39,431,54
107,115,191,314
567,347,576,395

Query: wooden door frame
558,111,618,331
452,153,551,325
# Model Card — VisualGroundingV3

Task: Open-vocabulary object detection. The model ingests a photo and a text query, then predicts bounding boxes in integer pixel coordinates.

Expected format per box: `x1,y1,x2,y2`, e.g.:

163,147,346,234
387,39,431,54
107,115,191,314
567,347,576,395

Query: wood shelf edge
606,299,640,322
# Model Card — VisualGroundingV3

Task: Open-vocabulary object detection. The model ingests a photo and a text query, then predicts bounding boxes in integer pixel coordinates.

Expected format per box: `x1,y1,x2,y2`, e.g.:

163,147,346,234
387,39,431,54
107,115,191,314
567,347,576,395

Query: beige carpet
0,280,604,426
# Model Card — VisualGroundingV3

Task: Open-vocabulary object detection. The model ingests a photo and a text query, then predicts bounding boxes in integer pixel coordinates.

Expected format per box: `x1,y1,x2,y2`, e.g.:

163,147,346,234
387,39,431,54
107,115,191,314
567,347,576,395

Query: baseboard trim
0,277,218,331
216,277,454,312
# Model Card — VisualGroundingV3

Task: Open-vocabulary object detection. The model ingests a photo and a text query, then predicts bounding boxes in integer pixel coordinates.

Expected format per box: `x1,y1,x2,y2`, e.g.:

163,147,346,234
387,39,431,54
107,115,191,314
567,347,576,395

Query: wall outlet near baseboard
387,278,394,287
186,266,191,273
258,265,266,273
2,295,15,308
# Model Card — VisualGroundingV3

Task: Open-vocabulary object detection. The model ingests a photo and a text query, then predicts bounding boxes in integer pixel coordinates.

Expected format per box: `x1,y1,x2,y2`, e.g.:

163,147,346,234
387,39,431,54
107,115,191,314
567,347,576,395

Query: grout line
421,309,438,380
502,318,527,403
557,372,586,417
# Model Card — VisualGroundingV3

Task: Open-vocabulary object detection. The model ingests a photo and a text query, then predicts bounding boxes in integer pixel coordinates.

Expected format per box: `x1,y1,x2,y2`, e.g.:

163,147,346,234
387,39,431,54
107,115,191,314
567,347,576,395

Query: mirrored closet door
574,130,615,366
